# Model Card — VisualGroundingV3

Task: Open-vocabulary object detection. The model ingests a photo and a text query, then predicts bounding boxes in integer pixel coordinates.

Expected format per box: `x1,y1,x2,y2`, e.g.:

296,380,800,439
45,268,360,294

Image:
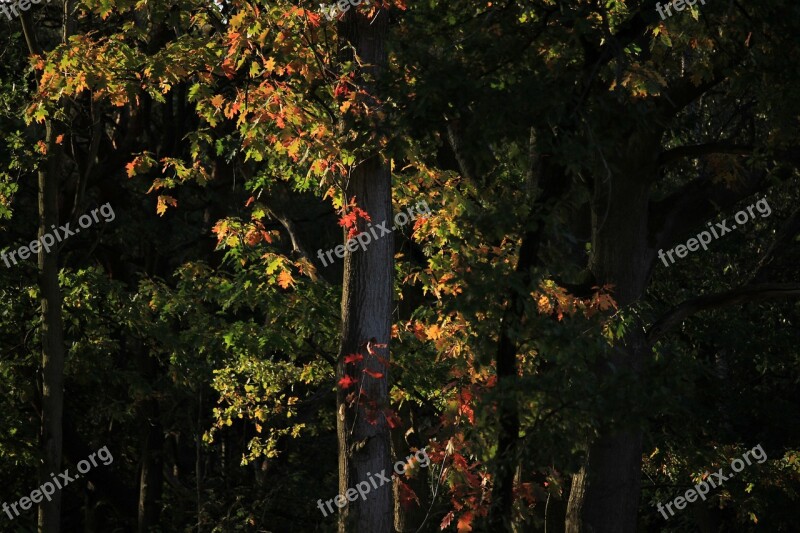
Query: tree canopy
1,0,799,531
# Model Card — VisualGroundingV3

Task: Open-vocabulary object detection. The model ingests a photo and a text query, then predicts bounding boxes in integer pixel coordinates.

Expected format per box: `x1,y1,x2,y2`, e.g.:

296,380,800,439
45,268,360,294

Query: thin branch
658,142,752,166
647,283,800,344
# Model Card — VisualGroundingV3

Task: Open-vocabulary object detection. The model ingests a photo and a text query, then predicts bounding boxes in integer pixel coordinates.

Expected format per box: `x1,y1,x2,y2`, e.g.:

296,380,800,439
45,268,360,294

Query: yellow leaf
426,324,442,340
156,195,178,216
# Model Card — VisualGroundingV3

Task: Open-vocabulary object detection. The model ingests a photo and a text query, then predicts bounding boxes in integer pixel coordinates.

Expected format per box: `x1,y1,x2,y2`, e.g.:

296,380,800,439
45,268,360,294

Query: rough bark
336,153,394,532
334,9,392,533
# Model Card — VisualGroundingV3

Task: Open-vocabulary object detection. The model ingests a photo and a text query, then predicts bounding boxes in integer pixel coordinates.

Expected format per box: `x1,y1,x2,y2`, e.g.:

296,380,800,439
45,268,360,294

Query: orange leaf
277,270,294,289
457,511,473,532
55,134,64,145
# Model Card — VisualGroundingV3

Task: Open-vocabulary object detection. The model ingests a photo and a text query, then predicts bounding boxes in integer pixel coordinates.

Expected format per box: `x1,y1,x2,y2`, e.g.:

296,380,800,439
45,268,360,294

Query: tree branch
647,283,800,344
658,142,752,166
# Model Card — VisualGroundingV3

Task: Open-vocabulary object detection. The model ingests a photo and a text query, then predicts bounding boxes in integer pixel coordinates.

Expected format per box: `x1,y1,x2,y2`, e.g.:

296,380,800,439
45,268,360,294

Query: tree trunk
18,10,69,533
565,139,659,532
336,155,394,532
37,121,66,533
137,356,163,533
335,7,392,533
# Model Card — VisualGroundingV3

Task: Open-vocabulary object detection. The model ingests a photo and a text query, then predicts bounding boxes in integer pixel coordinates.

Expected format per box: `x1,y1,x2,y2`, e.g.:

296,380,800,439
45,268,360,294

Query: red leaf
338,375,358,389
344,353,364,364
363,368,384,379
440,511,454,530
245,196,255,207
397,479,420,509
384,408,402,429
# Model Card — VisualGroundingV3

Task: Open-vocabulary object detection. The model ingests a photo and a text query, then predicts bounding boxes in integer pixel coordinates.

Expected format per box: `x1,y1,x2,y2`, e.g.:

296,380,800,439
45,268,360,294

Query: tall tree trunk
19,10,69,532
335,8,392,533
336,155,394,532
565,139,659,532
37,121,66,533
137,351,163,533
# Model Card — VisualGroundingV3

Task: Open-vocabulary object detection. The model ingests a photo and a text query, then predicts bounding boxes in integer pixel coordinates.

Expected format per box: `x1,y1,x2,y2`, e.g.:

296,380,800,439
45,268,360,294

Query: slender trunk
137,379,163,531
19,9,69,533
37,122,66,533
391,403,430,532
335,7,392,533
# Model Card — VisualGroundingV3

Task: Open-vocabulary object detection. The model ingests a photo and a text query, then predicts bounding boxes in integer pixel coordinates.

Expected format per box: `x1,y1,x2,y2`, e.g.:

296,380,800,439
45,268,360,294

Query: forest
0,0,799,531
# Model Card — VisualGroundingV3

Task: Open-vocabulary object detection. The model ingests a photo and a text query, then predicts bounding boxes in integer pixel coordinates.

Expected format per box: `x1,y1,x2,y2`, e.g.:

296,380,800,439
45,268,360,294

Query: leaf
457,511,473,532
156,195,178,216
363,368,384,379
440,511,454,530
344,353,364,364
338,375,358,389
277,270,295,289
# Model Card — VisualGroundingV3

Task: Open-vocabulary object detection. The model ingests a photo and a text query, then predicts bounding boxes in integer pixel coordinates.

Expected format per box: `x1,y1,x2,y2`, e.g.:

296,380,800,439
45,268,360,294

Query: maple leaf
245,228,261,246
440,511,455,530
338,197,372,239
55,134,64,145
397,479,420,508
277,270,294,289
457,511,473,532
363,368,384,379
259,230,274,243
338,375,358,389
426,324,442,340
344,353,364,364
156,195,178,216
210,94,224,108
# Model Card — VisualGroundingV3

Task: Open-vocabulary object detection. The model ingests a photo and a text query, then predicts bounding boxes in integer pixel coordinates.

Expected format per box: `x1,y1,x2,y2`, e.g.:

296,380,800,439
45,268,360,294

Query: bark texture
336,155,394,532
335,9,392,532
